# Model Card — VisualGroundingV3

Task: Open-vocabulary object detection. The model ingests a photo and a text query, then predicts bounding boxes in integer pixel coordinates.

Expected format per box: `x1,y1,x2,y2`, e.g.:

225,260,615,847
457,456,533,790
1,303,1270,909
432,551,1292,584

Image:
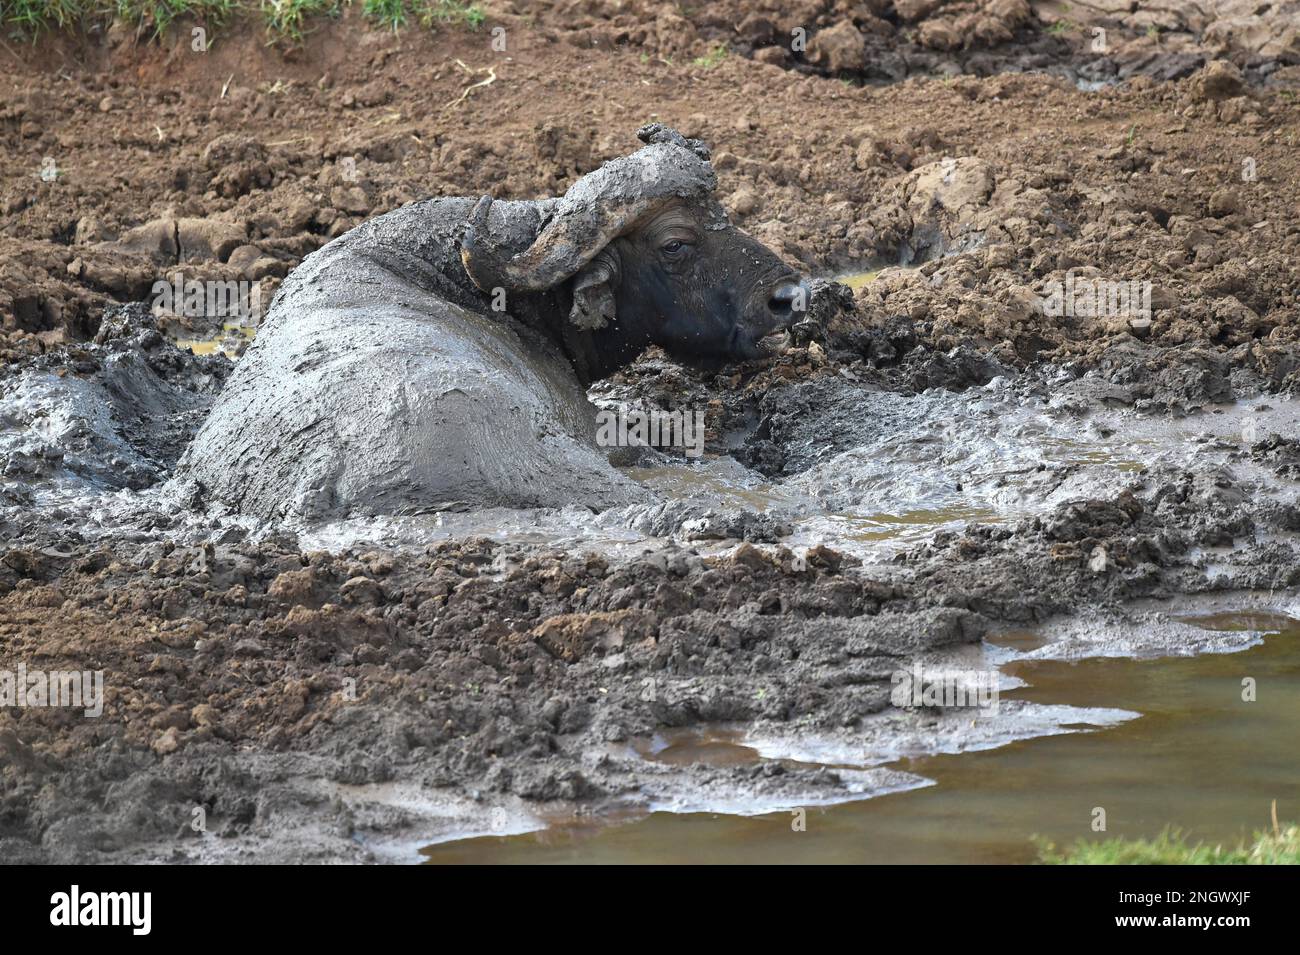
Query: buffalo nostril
767,282,806,325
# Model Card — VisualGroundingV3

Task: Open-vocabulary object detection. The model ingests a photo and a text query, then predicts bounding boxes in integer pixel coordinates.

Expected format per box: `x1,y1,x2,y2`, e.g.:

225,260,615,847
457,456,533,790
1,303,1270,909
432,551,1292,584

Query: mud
421,604,1300,863
0,303,229,500
4,306,1297,861
1,5,1298,862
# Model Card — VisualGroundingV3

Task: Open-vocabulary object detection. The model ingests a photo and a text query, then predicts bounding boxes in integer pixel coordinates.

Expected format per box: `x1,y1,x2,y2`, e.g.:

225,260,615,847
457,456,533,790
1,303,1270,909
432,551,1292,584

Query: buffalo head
460,124,805,377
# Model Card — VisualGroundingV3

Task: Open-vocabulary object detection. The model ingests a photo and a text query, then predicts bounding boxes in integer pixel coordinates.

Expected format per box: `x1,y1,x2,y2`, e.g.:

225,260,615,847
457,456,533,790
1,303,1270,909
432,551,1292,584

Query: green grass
362,0,404,32
4,0,83,31
417,0,481,30
690,41,727,69
0,0,484,41
259,0,340,43
364,0,484,33
1038,824,1300,865
115,0,238,38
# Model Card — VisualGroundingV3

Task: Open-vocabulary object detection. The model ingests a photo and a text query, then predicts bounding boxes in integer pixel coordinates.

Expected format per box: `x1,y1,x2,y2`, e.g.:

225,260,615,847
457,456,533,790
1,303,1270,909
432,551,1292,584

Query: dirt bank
4,5,1299,367
1,5,1298,861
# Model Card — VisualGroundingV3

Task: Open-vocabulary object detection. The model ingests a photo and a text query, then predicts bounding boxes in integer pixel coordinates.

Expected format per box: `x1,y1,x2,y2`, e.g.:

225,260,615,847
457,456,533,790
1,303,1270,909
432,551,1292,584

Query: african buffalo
178,124,805,520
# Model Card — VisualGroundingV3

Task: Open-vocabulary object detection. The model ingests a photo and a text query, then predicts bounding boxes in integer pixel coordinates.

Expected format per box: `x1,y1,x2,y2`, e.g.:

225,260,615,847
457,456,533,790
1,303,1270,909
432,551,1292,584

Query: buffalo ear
568,248,621,330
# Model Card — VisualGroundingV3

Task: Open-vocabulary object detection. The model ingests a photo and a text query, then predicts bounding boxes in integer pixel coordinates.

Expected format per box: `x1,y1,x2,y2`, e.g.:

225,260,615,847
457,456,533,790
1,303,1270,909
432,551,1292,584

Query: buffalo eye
661,240,690,256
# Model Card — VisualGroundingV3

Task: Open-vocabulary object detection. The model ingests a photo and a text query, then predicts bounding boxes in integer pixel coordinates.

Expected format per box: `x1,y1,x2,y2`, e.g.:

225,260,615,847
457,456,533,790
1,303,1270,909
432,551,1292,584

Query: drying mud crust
1,3,1298,861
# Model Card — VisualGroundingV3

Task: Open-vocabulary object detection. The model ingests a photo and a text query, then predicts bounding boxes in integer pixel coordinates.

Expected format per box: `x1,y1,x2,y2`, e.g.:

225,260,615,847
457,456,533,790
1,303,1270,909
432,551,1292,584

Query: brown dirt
2,3,1300,861
4,4,1298,366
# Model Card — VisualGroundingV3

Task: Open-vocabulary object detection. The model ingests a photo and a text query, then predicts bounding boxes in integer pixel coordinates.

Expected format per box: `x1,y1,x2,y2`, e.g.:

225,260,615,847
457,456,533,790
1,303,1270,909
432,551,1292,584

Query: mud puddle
833,270,880,290
171,322,257,359
421,608,1300,863
302,389,1298,566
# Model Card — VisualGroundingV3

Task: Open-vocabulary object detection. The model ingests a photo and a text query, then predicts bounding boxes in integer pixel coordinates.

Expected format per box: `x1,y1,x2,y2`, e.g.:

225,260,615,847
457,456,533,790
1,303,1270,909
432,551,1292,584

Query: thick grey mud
2,295,1298,863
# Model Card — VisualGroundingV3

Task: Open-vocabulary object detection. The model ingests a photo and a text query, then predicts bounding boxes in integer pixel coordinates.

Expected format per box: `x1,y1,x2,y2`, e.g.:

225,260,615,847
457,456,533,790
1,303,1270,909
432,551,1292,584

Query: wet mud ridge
2,5,1300,861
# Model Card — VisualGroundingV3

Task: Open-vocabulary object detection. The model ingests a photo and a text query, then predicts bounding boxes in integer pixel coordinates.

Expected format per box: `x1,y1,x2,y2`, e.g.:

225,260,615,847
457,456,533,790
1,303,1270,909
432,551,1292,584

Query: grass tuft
418,0,481,30
0,0,485,41
691,41,727,69
259,0,340,43
361,0,402,32
115,0,238,39
1037,824,1300,865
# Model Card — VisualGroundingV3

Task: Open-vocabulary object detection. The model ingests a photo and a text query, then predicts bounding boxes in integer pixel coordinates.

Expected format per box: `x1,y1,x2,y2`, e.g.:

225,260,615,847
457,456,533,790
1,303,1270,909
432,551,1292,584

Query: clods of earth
1,3,1299,861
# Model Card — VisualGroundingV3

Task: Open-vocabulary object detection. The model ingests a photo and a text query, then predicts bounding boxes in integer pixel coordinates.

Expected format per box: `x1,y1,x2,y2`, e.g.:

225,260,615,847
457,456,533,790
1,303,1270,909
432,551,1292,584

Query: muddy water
113,330,1299,861
307,387,1299,863
835,269,880,290
163,376,1296,567
423,612,1299,863
172,322,256,359
567,393,1293,565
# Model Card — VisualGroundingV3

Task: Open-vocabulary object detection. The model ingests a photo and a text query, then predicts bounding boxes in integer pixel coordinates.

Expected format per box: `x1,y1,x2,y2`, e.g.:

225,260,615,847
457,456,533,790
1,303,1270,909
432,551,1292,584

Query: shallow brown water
171,322,257,358
835,270,880,289
422,612,1299,863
